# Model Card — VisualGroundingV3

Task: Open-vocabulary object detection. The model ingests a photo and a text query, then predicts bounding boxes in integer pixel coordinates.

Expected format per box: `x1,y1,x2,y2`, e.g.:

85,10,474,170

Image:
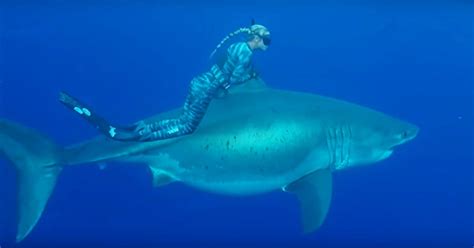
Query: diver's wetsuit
60,41,257,142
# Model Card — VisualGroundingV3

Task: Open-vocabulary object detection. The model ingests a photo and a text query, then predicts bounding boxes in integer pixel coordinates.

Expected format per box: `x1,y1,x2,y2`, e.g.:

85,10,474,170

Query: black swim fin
59,91,141,141
59,91,111,134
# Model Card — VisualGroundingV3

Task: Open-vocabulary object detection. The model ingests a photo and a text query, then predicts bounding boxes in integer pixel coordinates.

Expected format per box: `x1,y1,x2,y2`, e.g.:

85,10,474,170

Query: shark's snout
378,124,418,161
403,125,419,142
392,124,419,149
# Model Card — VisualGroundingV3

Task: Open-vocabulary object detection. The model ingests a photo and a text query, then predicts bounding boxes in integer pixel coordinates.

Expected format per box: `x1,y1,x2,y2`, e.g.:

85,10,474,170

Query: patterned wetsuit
59,42,257,142
133,42,255,141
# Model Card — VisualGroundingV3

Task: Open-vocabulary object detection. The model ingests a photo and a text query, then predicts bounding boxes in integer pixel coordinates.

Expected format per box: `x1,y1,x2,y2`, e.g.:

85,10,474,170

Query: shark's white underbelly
183,176,293,195
130,112,332,196
142,143,332,195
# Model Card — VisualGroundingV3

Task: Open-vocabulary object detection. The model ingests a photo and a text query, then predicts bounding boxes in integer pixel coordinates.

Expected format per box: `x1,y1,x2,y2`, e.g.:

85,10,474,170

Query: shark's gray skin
0,79,418,243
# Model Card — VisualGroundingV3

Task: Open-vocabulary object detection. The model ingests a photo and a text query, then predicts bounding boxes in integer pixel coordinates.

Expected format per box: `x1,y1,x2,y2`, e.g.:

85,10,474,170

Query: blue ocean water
0,1,472,248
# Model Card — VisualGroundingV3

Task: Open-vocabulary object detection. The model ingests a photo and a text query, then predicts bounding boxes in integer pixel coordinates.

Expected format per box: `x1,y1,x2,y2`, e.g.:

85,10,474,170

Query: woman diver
59,22,271,142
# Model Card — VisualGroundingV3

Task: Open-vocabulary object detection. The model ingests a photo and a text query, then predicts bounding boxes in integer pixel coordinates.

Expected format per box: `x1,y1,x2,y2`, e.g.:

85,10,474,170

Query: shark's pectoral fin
283,169,332,233
148,165,175,187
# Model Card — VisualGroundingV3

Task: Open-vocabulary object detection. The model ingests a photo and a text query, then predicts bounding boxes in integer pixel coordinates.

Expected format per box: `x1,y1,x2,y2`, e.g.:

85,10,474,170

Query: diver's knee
182,124,198,135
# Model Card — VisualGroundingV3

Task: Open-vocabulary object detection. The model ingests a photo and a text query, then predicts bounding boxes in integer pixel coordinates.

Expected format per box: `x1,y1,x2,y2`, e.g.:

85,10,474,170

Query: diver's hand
251,70,259,79
214,86,229,99
244,70,259,82
249,67,260,79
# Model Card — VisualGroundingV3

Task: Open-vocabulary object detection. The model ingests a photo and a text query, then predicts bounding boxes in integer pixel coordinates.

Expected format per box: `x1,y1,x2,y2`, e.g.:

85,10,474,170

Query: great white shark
0,79,419,243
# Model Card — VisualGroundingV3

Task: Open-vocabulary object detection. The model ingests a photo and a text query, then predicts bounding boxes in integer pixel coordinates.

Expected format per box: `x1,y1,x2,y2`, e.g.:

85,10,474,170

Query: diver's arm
228,66,251,86
228,52,253,86
229,61,248,82
218,42,255,89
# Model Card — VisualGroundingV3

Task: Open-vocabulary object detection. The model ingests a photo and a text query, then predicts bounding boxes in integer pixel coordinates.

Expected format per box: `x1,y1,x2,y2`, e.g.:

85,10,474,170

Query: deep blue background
0,1,472,248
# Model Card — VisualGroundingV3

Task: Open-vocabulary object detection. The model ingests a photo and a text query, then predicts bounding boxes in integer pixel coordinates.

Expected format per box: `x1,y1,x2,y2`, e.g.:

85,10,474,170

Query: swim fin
59,91,144,141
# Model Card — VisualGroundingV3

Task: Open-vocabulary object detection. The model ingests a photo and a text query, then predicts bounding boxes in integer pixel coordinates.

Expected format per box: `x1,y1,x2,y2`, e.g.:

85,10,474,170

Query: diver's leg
133,75,200,135
59,72,220,142
137,95,210,141
135,74,219,141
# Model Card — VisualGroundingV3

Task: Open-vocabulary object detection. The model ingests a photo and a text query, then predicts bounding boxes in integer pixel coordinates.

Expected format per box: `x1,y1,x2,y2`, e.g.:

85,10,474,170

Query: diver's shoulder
228,41,251,54
228,41,250,50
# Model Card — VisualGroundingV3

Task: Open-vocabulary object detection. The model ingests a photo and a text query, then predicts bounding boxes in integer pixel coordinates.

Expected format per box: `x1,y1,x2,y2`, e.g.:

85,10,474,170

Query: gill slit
326,124,352,170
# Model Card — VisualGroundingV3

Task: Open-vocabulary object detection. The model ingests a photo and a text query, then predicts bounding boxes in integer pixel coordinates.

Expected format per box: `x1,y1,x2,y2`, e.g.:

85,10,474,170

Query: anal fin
284,169,332,233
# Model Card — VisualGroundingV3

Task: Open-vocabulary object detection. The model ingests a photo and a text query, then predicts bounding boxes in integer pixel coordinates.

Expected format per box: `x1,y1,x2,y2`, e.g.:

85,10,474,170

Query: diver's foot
105,125,142,141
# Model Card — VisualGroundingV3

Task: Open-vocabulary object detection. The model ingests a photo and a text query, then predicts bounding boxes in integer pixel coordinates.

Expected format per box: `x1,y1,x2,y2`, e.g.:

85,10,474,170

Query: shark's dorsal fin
228,78,268,94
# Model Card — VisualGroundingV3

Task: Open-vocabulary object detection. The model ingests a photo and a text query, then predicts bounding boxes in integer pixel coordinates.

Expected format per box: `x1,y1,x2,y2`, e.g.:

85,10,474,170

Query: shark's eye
401,131,408,139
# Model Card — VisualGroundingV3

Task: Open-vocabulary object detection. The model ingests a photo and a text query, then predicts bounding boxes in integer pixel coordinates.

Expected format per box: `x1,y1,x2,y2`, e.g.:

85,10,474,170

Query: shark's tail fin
0,119,63,243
